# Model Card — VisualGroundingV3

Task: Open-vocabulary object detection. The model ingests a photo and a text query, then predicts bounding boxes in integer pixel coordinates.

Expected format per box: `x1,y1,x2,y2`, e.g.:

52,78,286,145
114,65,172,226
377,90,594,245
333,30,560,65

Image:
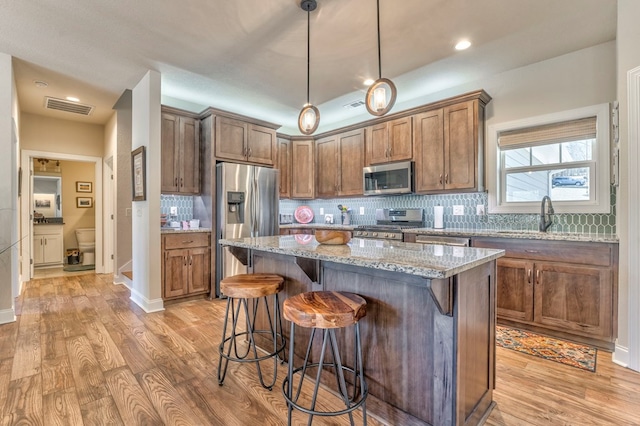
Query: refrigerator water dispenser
227,191,245,223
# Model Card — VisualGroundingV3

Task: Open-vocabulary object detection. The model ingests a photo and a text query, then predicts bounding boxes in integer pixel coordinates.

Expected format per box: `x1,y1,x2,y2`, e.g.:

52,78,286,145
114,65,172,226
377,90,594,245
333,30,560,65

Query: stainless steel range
353,208,424,241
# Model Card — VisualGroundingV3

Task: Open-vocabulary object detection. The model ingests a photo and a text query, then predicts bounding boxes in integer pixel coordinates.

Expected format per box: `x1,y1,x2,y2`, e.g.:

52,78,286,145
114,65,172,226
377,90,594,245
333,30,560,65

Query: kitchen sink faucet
539,195,554,232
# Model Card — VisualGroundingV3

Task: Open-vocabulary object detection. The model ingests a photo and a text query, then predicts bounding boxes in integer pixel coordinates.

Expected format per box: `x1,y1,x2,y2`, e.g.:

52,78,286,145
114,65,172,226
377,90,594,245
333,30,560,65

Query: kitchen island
219,235,504,426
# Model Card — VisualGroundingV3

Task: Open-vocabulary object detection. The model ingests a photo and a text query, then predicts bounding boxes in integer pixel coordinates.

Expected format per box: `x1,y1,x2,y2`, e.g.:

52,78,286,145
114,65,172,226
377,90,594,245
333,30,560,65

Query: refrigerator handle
253,171,260,236
249,168,257,237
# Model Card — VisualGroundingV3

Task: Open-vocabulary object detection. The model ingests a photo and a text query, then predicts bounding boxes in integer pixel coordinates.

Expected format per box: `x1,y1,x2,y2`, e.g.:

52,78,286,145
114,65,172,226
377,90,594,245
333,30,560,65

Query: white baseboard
0,308,16,324
613,343,630,369
129,287,164,313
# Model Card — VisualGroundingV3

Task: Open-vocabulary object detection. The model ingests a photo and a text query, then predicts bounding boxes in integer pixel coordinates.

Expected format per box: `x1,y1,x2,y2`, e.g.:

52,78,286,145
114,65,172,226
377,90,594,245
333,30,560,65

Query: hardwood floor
1,273,639,425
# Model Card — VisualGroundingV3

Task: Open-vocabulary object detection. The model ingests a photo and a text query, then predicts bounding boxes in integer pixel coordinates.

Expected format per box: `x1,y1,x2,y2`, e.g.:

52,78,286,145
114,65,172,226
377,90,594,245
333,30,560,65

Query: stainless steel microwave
363,161,414,196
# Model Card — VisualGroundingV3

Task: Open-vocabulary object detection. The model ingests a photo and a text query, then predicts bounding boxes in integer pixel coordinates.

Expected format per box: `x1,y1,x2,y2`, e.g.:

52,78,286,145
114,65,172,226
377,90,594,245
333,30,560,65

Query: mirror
33,176,62,218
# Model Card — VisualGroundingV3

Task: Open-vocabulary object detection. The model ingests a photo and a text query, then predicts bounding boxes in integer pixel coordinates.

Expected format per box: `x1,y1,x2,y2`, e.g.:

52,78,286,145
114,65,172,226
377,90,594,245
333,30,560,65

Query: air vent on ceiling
343,99,365,110
44,97,94,116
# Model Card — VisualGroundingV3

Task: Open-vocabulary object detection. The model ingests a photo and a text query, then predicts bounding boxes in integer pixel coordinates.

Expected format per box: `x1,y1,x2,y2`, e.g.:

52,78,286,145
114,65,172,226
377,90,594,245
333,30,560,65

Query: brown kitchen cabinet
472,237,618,349
291,138,315,199
277,136,291,198
316,129,365,198
365,116,412,165
162,232,211,300
215,116,277,166
413,92,491,193
161,108,200,194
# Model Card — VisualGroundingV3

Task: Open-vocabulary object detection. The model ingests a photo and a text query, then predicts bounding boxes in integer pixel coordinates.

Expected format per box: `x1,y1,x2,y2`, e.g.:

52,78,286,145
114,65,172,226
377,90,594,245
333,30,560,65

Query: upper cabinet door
315,135,339,198
366,122,390,165
337,129,365,196
291,139,315,199
179,116,200,194
161,113,180,193
387,116,413,163
215,116,248,162
277,137,291,199
414,109,445,192
247,124,276,166
444,101,477,190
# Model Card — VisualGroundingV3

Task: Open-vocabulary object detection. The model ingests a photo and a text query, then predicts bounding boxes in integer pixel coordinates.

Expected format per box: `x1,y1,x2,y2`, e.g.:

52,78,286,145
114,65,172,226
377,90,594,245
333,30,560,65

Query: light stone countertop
279,223,356,230
219,235,504,279
161,228,212,234
405,228,619,243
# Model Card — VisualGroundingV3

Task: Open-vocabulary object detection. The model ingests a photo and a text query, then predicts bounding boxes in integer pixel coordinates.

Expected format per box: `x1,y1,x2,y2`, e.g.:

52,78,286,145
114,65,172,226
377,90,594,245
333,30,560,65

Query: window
487,104,611,214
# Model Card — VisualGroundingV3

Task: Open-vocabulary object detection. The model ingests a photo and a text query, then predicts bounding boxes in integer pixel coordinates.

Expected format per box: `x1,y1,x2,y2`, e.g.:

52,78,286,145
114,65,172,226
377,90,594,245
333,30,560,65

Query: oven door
363,161,413,196
414,235,470,246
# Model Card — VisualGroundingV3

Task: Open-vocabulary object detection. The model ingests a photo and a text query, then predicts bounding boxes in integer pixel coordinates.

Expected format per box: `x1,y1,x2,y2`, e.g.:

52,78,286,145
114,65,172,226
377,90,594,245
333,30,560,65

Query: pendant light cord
376,0,381,79
307,8,310,105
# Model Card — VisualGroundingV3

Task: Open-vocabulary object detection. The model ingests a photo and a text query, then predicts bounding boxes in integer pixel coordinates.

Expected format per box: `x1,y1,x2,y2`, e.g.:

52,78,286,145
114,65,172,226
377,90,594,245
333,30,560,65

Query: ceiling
0,0,617,134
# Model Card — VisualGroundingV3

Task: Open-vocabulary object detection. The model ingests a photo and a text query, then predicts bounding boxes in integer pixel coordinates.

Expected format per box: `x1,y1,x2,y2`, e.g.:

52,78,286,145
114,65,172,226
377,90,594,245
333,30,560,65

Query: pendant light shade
298,0,320,135
365,0,397,117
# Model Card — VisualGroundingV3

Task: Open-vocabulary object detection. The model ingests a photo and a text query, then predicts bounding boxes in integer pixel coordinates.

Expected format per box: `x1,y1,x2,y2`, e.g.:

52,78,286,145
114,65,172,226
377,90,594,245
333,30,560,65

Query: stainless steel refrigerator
215,162,279,296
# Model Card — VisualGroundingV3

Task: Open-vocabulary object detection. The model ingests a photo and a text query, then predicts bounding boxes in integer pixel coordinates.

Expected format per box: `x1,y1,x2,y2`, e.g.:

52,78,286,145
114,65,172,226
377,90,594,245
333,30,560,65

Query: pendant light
298,0,320,135
365,0,397,116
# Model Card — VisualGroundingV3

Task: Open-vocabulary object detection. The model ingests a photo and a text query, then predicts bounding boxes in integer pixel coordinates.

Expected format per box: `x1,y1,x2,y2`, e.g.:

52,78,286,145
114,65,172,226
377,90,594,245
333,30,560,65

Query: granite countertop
279,223,355,231
219,235,504,279
161,227,212,234
405,228,619,243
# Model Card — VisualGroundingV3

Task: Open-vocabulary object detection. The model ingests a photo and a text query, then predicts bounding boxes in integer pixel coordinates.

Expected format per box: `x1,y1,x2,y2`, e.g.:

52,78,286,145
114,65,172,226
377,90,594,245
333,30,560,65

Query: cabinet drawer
472,237,613,267
163,232,210,250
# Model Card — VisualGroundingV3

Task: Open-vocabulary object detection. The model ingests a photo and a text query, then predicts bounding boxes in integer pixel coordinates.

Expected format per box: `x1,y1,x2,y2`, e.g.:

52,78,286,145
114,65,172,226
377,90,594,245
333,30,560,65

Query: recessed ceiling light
66,96,80,102
363,79,375,86
455,40,471,51
34,80,48,88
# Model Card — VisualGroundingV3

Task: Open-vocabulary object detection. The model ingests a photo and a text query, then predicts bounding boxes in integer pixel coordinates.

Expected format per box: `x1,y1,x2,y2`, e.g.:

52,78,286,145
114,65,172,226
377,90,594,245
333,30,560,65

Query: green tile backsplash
280,188,616,234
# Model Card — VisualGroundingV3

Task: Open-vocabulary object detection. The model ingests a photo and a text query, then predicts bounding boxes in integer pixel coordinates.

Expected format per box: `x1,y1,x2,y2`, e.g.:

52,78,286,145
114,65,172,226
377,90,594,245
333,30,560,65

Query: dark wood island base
222,238,500,426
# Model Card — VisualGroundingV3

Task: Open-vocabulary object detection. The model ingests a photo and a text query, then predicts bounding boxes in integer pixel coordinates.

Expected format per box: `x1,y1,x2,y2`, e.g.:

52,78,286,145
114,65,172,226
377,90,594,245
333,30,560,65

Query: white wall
130,70,163,313
616,0,640,371
0,52,18,324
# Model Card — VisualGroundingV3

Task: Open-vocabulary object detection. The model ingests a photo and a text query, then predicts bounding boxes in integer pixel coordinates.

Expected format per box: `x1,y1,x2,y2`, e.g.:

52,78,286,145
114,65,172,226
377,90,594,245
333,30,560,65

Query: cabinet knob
527,269,532,284
180,177,183,187
248,148,252,157
175,177,178,186
445,174,449,184
439,174,443,185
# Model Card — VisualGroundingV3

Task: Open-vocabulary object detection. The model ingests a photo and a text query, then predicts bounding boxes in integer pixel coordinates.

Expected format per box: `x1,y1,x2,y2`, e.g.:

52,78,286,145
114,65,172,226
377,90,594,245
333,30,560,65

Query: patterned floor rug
496,325,597,372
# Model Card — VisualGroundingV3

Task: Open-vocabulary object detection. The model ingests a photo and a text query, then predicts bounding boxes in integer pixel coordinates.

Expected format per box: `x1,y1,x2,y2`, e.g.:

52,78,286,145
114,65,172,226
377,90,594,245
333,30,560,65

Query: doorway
20,150,103,284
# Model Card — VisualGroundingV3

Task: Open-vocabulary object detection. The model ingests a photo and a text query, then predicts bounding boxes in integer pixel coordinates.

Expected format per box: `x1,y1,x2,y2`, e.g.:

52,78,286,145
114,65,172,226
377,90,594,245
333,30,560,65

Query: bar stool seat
217,273,285,390
282,291,368,425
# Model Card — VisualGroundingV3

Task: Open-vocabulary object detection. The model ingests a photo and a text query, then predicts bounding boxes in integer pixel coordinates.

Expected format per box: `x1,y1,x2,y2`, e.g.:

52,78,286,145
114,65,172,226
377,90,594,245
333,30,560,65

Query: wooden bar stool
282,291,368,425
217,273,286,390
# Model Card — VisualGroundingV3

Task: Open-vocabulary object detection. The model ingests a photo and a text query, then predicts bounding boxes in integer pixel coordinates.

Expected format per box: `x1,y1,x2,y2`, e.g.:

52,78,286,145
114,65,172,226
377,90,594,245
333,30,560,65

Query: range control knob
372,232,378,237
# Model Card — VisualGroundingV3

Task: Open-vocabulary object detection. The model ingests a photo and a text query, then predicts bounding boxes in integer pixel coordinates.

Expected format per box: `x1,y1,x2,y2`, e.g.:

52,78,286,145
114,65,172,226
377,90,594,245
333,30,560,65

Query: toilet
75,228,95,265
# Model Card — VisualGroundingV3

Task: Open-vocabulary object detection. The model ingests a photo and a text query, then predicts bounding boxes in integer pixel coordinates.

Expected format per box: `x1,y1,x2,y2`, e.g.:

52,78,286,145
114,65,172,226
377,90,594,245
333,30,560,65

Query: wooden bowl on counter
315,230,352,245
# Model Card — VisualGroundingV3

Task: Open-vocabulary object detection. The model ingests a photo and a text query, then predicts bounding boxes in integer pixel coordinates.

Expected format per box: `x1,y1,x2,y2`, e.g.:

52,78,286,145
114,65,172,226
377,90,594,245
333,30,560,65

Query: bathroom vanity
33,224,64,267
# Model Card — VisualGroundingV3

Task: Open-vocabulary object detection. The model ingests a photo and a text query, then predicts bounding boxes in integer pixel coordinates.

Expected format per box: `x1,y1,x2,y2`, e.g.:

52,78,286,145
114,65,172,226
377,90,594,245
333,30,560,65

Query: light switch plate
359,207,365,215
453,205,464,216
476,204,485,215
170,206,177,215
320,207,324,215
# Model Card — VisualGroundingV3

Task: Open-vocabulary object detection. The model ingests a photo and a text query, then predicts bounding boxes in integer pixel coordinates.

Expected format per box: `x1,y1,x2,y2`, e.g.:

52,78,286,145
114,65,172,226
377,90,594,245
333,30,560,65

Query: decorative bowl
315,230,352,245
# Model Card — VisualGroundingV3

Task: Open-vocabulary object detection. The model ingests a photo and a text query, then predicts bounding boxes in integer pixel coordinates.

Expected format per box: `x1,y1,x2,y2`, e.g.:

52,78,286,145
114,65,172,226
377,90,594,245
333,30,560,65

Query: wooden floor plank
65,335,109,406
79,396,124,426
104,366,164,425
2,274,640,426
84,319,127,372
136,368,202,425
43,388,84,426
1,374,43,426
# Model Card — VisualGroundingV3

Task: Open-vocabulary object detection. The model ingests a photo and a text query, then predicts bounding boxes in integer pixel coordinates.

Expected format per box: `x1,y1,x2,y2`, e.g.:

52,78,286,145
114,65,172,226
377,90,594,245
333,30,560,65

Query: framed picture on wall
76,197,93,208
131,146,146,201
76,181,92,193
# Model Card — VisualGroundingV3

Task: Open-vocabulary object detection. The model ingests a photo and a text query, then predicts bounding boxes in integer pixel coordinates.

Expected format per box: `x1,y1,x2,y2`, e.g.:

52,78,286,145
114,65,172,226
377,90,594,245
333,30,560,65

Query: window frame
487,103,611,214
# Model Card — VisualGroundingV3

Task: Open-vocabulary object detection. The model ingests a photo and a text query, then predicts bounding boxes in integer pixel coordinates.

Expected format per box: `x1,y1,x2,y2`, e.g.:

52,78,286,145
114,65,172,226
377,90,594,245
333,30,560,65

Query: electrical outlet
359,207,365,215
320,208,324,215
453,205,464,216
476,204,485,215
170,206,177,215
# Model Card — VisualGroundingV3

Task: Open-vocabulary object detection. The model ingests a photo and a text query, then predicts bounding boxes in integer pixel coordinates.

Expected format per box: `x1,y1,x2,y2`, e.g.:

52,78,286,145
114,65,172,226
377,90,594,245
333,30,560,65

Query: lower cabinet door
164,249,189,298
496,257,534,322
187,247,211,294
534,262,612,339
